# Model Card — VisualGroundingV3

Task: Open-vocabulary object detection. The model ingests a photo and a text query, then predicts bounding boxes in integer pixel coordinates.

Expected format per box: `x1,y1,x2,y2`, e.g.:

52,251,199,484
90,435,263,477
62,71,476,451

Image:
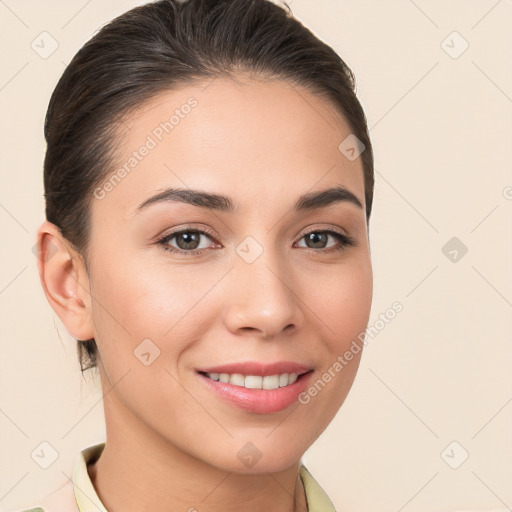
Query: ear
35,220,95,341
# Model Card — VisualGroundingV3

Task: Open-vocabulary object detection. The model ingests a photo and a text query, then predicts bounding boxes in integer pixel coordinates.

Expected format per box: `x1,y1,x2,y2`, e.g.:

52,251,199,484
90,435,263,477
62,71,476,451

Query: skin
36,74,373,512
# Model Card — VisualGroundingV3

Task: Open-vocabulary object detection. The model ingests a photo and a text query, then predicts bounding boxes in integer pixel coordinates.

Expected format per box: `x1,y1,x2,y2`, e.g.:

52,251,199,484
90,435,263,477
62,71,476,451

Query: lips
197,370,313,414
195,361,312,377
195,360,315,414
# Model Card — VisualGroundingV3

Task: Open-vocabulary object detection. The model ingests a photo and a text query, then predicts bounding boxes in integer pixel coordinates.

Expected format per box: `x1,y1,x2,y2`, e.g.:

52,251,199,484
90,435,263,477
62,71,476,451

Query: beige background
1,1,511,511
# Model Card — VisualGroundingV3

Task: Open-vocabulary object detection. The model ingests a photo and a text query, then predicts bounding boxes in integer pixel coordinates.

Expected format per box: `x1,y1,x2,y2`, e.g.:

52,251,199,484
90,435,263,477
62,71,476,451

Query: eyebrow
132,185,363,216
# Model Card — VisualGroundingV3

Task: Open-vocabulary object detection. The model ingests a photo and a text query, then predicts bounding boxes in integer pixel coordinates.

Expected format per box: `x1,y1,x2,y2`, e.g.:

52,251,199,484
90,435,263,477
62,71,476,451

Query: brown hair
42,0,375,375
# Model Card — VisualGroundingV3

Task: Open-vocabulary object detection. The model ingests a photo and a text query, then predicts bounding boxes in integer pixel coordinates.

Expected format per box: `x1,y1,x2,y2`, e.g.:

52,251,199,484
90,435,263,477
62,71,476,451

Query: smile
201,371,302,390
196,369,314,414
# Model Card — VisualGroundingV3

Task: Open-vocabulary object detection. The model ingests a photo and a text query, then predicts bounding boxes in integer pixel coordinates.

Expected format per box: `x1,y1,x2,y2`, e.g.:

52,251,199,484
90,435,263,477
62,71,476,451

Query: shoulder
299,464,338,512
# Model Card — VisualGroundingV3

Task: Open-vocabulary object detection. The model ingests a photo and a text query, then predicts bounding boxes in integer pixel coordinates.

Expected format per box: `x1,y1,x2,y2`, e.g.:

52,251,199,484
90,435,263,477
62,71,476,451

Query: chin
208,439,308,475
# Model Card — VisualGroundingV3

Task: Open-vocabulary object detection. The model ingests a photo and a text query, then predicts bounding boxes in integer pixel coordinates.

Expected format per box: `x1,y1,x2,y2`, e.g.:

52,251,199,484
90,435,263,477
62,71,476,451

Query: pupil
178,232,199,250
307,232,326,248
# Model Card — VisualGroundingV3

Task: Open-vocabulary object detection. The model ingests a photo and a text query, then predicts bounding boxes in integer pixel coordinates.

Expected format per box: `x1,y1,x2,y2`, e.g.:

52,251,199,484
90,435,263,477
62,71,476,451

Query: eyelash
156,226,356,256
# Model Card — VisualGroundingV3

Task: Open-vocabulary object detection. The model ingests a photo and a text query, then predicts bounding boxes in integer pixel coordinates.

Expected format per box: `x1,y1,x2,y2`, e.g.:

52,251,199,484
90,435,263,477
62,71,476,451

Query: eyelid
301,225,349,238
156,224,217,242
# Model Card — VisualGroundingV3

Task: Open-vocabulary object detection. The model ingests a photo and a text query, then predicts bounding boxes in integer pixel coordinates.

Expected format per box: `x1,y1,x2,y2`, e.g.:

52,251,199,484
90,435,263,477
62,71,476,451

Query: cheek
296,264,371,431
88,247,235,379
88,250,202,361
309,260,373,351
87,254,206,411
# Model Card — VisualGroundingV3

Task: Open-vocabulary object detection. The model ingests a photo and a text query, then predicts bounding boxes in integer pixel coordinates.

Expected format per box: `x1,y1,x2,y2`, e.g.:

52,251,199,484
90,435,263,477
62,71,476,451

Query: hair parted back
43,0,374,376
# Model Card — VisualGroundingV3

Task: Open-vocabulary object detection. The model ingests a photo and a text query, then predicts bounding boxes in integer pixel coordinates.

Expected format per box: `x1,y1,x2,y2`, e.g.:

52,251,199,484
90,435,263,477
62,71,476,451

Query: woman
25,0,374,510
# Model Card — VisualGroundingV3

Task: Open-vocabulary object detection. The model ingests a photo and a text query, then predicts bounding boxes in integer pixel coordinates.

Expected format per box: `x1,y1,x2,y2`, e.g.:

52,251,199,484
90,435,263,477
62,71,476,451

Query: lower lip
197,371,314,414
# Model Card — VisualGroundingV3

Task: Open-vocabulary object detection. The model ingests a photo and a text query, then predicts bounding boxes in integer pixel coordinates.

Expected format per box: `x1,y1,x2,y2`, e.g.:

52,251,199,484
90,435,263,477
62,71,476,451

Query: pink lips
196,360,314,414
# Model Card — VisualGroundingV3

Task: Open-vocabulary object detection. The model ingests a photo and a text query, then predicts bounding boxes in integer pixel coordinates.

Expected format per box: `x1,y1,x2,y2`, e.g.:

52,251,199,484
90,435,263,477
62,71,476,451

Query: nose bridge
238,234,294,303
225,233,302,336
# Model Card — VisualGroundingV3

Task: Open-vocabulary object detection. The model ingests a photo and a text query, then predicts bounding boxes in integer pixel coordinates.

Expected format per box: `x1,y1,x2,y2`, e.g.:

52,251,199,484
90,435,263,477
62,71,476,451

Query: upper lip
196,361,313,377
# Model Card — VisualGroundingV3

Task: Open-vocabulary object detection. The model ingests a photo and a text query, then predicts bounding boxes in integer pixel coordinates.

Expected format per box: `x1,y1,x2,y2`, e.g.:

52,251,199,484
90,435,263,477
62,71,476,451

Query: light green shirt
21,442,337,512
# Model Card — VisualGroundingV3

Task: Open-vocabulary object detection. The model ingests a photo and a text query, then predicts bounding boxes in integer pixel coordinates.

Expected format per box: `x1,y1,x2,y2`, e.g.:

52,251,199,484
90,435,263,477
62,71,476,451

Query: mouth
197,370,313,390
195,365,315,414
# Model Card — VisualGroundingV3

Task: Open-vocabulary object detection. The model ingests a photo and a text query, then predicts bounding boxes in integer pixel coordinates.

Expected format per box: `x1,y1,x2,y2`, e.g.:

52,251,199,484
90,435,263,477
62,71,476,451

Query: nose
223,249,305,340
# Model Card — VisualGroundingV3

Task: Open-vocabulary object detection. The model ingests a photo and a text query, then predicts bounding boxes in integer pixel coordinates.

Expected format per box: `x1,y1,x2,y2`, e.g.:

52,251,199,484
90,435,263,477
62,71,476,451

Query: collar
73,442,337,512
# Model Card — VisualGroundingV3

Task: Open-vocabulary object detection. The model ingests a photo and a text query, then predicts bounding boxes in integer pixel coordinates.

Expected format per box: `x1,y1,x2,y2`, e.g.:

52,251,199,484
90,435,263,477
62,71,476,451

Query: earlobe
35,221,95,341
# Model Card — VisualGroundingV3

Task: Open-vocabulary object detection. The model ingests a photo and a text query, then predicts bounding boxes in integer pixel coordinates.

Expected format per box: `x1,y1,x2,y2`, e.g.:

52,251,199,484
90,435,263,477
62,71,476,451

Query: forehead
95,75,365,219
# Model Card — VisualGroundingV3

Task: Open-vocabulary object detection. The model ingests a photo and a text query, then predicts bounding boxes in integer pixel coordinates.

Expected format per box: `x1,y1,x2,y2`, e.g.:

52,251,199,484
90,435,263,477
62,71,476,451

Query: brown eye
173,231,203,250
296,230,355,253
157,228,216,255
303,232,329,249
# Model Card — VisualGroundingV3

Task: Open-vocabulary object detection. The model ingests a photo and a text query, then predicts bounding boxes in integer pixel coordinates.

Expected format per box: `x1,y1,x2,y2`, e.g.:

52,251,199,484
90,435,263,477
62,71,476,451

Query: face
78,75,372,473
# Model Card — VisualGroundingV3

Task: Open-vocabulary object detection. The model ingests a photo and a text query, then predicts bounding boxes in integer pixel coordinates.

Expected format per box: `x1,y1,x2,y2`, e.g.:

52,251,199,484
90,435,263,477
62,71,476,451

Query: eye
296,229,356,253
157,228,218,256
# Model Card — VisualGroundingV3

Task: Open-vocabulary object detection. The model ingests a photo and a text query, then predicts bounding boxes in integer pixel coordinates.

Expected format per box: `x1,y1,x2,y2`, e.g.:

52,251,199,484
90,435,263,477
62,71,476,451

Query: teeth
205,372,299,389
